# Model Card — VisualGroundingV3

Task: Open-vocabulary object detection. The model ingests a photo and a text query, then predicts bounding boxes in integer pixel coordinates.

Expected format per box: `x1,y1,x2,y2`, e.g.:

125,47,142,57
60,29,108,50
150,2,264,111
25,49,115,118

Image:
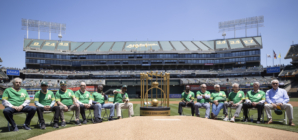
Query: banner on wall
68,86,97,91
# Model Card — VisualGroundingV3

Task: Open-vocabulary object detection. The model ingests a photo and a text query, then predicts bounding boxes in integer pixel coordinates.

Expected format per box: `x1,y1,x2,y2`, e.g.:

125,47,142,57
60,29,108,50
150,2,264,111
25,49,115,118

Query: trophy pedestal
140,107,170,116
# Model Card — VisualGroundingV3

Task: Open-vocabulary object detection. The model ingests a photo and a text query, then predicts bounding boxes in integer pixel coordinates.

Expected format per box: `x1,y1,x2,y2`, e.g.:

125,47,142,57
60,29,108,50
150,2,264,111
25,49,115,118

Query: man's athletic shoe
53,123,59,128
108,117,114,121
75,120,81,126
61,121,66,127
40,122,46,129
223,117,229,121
12,125,19,131
242,118,248,122
23,124,31,130
230,118,235,122
82,119,87,124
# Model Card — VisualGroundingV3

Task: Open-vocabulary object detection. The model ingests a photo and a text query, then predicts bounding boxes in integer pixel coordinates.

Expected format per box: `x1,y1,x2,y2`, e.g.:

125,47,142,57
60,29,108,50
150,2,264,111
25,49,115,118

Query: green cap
274,109,283,115
60,81,67,85
122,85,127,88
41,81,48,86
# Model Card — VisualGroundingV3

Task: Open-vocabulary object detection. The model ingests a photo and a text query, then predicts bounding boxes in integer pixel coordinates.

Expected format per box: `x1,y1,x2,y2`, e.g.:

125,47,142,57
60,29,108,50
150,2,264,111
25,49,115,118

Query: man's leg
89,105,99,119
211,103,217,117
234,104,243,117
178,102,186,115
36,107,46,124
223,102,230,117
21,106,37,126
281,104,294,121
69,105,80,120
187,102,195,116
194,102,202,116
49,106,60,123
116,103,123,118
103,103,115,117
214,103,224,116
59,105,65,122
96,104,103,118
203,103,210,118
264,104,274,123
255,103,264,121
3,107,17,128
243,102,252,119
79,105,87,121
119,103,134,117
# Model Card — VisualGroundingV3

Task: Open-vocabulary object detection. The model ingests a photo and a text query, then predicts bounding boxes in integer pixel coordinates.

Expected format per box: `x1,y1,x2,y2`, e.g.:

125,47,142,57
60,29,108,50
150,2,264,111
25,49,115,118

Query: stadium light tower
22,19,66,40
218,16,264,38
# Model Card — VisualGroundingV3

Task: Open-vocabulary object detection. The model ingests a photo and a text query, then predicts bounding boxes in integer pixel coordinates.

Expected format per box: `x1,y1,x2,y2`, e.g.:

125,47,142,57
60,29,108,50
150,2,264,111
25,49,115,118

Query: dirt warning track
29,116,298,140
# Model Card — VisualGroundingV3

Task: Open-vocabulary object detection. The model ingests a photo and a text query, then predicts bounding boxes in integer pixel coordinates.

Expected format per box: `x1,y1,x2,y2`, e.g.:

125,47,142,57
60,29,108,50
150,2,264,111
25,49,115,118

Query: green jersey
2,87,30,106
34,90,55,106
55,89,75,106
196,90,211,103
181,91,195,102
246,90,265,102
75,90,91,104
113,89,129,103
91,92,105,104
210,91,226,103
227,91,245,103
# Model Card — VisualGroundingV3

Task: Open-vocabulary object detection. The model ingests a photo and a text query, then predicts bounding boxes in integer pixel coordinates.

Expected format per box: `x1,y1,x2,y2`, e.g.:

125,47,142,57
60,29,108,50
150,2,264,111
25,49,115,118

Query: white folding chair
267,108,287,124
247,107,265,123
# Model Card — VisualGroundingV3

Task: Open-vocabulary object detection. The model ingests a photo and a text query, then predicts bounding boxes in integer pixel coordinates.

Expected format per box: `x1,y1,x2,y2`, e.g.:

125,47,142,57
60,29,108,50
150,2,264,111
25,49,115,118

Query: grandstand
24,36,262,70
0,57,9,80
3,36,294,97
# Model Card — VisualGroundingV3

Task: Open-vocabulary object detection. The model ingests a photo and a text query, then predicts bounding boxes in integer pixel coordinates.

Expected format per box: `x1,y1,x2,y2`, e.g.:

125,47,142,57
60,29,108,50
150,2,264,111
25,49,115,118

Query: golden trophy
140,71,170,116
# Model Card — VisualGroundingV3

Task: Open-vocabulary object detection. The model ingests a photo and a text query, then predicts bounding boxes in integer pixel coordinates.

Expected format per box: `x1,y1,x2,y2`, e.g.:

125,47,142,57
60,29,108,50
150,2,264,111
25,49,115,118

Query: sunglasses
272,83,278,85
201,87,206,88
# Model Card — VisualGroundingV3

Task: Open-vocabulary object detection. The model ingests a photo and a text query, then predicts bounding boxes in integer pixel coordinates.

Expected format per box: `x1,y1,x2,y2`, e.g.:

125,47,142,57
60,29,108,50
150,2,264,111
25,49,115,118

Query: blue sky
0,0,297,68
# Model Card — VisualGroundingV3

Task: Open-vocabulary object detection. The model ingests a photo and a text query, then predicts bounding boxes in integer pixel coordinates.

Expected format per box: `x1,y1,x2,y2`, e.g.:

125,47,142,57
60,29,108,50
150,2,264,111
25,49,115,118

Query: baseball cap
274,108,283,115
41,81,48,86
122,85,127,88
60,81,67,86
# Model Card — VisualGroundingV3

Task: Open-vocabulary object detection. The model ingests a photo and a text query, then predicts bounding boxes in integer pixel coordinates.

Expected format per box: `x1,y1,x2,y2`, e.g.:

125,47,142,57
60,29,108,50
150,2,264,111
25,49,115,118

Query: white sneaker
223,117,229,121
230,118,235,122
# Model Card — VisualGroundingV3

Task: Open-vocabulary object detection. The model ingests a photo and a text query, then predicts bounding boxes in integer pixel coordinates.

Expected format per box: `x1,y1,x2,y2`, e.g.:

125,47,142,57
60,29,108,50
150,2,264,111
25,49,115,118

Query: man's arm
2,90,13,107
2,99,13,107
259,92,265,104
197,92,202,100
34,92,44,107
204,92,211,99
282,89,290,104
22,91,30,106
265,90,273,104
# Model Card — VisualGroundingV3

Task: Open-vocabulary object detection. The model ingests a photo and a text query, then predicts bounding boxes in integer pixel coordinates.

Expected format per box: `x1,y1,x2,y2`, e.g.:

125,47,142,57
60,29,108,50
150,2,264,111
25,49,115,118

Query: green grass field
0,99,298,140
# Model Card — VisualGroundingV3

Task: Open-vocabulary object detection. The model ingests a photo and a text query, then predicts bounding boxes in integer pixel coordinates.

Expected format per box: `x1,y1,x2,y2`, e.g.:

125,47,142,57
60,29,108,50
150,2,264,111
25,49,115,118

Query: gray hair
253,82,260,86
201,84,207,87
80,82,86,86
12,77,22,83
232,83,239,87
214,84,220,88
271,79,279,84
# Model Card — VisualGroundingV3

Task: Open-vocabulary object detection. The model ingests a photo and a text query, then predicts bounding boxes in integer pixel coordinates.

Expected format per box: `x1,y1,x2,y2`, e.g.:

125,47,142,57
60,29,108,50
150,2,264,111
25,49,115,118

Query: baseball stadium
1,1,298,140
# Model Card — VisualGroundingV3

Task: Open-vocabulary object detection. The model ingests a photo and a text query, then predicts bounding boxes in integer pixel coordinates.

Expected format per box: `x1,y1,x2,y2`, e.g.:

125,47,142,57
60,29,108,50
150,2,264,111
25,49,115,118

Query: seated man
223,83,245,122
55,81,81,126
194,84,210,118
35,81,60,129
113,85,134,119
178,85,195,116
243,82,265,124
2,78,36,131
75,82,93,124
92,84,115,122
265,80,295,126
210,84,226,119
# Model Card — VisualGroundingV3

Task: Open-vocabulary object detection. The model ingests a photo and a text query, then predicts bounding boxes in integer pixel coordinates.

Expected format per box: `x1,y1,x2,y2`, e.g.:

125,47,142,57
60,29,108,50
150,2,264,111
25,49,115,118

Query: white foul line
153,119,181,121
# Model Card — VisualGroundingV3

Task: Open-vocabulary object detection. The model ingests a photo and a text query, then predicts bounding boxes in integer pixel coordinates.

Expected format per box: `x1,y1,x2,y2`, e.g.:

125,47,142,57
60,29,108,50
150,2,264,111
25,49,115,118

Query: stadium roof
285,44,298,59
23,36,262,54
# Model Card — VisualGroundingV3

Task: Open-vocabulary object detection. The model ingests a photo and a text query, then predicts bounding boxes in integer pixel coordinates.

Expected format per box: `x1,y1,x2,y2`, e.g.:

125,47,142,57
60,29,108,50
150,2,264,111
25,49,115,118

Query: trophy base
140,107,171,116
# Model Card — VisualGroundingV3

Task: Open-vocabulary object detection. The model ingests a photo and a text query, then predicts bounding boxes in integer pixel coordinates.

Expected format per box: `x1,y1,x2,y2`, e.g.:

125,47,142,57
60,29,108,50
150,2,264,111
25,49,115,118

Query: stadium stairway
288,81,298,97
